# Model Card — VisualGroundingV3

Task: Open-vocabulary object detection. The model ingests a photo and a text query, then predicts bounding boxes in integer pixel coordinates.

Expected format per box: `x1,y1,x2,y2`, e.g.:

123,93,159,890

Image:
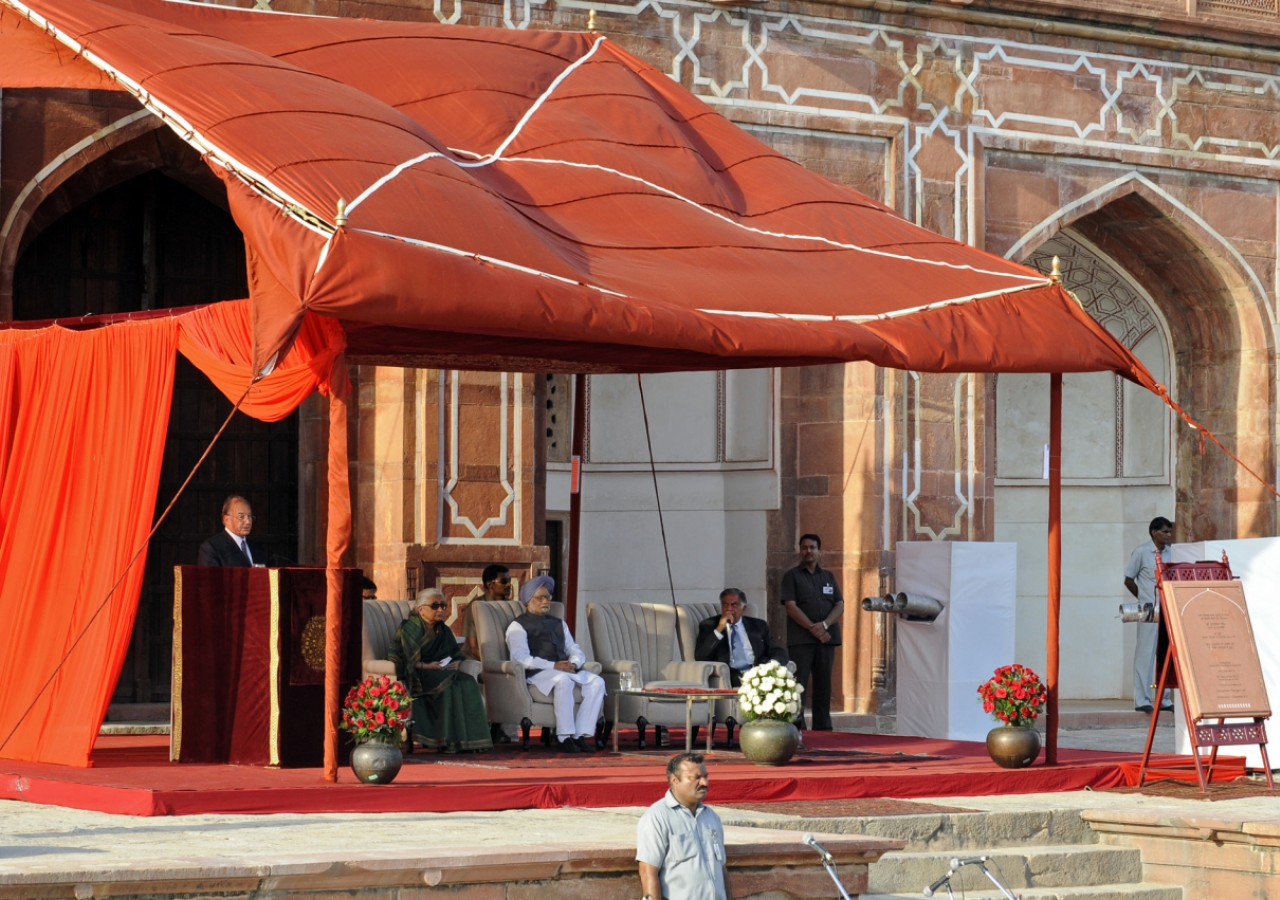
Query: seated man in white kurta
505,575,606,753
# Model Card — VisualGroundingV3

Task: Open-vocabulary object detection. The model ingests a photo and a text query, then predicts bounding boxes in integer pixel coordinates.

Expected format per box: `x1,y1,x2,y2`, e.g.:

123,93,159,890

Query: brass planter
351,739,404,784
739,718,800,767
986,725,1041,769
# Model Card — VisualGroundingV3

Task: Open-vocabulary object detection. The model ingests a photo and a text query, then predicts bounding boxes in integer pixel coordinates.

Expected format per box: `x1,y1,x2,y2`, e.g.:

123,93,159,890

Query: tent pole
565,374,586,629
323,357,352,783
1046,372,1063,766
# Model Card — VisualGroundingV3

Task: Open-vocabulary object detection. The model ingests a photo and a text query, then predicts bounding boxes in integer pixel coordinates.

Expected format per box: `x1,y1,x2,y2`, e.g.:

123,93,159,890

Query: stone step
99,722,171,735
862,884,1182,900
868,845,1144,893
718,808,1094,852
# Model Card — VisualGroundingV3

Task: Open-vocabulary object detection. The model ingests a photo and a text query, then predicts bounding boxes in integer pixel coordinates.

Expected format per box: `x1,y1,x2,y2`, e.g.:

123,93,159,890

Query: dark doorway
12,169,299,704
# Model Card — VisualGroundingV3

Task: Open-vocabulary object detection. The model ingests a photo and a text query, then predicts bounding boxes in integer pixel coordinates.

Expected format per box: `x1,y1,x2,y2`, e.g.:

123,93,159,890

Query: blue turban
519,574,555,606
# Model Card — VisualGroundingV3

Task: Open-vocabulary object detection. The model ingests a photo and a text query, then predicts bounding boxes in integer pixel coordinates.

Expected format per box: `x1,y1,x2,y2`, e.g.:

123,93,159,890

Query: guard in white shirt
505,575,606,752
1124,516,1174,714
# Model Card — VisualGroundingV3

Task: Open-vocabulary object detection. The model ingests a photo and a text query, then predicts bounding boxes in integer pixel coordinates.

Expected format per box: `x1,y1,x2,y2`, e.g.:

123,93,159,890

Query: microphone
802,833,834,864
269,554,297,566
922,872,950,898
951,856,988,868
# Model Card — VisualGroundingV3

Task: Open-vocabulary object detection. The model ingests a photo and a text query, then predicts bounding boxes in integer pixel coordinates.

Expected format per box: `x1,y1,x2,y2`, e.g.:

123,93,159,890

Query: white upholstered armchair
586,602,720,748
362,599,481,681
471,599,603,750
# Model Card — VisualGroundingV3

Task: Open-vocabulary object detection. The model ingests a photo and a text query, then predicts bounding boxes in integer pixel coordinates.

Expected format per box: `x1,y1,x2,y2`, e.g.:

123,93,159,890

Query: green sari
386,614,493,752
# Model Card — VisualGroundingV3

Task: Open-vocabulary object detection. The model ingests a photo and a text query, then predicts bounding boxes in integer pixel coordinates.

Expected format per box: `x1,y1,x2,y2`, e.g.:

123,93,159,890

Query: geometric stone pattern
1027,233,1158,350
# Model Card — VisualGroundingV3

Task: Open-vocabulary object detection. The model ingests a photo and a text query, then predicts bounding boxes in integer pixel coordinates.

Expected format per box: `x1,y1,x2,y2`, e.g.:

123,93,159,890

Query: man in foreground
637,752,730,900
505,575,605,752
1124,516,1175,713
196,495,262,567
780,533,843,730
694,589,788,687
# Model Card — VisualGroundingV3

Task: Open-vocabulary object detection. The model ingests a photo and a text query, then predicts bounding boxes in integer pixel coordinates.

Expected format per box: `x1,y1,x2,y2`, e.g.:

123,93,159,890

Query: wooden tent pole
1046,372,1063,766
323,356,352,783
565,374,586,629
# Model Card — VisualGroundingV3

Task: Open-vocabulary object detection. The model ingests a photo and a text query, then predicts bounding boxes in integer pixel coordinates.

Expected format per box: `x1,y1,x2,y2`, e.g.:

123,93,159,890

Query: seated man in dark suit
197,494,262,567
694,588,788,687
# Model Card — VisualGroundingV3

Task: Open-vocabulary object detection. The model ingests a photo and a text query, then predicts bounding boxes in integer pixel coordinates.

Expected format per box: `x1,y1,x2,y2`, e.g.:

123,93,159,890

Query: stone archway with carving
1007,174,1275,542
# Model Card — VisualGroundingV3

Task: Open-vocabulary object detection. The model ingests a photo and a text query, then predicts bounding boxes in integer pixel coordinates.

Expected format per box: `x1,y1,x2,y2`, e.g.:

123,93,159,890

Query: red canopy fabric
0,0,1158,389
0,303,345,766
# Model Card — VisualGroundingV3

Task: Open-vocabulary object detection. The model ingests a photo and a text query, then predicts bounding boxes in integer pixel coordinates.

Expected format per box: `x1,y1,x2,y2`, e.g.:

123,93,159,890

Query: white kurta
506,619,606,739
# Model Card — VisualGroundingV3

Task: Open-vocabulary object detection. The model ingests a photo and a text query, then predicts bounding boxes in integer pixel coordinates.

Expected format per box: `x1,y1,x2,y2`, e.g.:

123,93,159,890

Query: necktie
240,538,251,564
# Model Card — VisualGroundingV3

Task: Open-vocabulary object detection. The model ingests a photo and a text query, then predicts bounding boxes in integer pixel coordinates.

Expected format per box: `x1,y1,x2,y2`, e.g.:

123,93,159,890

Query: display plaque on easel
1163,580,1270,721
1138,559,1275,791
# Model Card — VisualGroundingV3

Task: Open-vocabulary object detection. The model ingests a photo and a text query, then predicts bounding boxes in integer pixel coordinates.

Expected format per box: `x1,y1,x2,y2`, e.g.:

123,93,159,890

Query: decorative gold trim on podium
171,566,183,761
268,569,281,767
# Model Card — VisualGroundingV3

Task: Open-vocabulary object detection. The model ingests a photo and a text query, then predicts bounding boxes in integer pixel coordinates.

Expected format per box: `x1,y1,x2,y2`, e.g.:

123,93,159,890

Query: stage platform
0,730,1239,817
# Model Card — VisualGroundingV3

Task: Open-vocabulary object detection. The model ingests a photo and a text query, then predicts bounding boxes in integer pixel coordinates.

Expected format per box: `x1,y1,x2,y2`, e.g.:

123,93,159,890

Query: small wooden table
611,689,738,753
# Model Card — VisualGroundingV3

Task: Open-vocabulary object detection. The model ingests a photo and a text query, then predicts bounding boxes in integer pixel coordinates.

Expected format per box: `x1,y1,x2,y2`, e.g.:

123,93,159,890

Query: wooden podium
170,566,363,767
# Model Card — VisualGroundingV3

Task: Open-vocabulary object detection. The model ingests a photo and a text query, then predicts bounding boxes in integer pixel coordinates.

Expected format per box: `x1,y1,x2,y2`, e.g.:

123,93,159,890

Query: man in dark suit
694,589,788,687
197,495,262,567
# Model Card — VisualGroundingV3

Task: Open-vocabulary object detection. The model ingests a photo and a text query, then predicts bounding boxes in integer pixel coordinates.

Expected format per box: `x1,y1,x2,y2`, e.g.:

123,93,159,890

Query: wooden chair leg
520,717,532,752
637,717,649,750
690,725,700,747
724,716,737,749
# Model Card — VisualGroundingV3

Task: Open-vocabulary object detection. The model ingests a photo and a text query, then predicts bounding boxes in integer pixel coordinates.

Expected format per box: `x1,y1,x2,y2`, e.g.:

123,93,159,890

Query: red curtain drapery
0,302,345,767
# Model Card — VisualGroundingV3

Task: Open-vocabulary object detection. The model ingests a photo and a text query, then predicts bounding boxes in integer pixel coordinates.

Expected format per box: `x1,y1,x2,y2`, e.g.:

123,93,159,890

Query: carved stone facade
4,0,1280,708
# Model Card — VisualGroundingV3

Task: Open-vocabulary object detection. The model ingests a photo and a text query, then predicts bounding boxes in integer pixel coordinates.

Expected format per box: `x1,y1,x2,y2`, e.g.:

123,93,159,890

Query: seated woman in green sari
386,589,493,753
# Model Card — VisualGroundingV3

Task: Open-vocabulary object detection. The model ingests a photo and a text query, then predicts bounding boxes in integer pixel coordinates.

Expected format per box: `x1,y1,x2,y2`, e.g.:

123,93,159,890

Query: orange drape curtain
0,301,345,766
0,320,178,766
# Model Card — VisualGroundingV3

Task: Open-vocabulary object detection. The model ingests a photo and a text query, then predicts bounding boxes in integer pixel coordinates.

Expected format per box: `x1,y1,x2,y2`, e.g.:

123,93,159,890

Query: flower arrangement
340,675,412,744
736,660,803,722
977,664,1046,728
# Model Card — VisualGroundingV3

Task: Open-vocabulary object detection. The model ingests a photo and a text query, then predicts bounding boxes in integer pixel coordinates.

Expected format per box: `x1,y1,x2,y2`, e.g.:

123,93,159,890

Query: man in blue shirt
637,752,730,900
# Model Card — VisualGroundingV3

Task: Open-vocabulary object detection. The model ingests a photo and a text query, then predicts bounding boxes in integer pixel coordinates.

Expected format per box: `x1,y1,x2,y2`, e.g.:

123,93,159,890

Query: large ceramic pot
986,725,1041,769
351,739,404,784
739,718,800,767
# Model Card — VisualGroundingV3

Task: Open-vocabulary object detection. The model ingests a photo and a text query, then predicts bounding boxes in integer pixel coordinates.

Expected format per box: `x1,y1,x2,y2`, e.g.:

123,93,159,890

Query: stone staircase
719,806,1182,900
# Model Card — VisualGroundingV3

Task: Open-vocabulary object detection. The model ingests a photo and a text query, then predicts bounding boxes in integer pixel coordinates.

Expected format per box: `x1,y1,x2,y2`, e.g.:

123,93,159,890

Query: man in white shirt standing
197,495,262,567
505,575,606,752
1124,516,1174,714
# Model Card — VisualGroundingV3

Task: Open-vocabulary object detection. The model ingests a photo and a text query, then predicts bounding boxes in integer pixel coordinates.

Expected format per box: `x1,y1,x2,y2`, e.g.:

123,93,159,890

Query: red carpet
0,732,1241,817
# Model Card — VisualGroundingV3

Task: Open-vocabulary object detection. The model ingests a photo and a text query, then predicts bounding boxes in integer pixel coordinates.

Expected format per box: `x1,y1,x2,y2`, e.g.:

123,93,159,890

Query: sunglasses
427,601,448,610
496,577,512,585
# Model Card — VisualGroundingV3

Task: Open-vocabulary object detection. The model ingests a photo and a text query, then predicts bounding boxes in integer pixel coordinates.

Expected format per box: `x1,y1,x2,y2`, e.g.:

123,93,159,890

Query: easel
1137,554,1275,792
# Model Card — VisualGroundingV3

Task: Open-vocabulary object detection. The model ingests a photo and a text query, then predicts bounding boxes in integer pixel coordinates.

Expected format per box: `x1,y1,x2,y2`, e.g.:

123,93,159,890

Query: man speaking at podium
197,495,263,567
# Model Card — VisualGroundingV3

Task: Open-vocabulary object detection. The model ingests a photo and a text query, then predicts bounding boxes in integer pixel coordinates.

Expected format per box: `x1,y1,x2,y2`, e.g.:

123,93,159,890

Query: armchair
362,598,480,680
586,602,719,748
470,599,603,750
361,598,482,753
675,602,736,746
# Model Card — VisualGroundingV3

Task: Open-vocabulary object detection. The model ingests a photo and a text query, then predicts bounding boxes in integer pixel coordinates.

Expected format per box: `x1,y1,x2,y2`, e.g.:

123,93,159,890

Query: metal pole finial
587,8,597,30
1049,255,1062,283
335,198,348,227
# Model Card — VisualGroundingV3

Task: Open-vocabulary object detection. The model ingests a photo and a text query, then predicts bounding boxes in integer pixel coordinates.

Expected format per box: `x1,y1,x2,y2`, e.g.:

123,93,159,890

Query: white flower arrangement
736,660,803,722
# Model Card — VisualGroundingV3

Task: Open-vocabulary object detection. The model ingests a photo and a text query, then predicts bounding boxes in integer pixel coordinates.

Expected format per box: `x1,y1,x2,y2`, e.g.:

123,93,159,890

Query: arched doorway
11,141,300,706
996,228,1175,699
997,187,1274,701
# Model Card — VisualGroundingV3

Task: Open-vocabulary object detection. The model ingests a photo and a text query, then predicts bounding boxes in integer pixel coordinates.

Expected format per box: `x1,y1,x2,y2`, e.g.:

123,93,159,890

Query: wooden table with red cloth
171,566,362,768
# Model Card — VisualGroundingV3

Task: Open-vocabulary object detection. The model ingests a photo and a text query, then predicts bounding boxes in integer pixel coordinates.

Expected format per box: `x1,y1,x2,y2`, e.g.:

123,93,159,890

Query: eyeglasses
427,601,447,610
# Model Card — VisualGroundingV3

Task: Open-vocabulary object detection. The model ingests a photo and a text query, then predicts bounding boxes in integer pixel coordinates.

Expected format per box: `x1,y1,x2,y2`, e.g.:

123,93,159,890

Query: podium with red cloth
171,566,363,767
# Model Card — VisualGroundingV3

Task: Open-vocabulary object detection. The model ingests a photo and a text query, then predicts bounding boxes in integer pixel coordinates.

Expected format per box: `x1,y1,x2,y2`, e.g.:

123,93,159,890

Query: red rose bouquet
977,664,1046,728
340,675,412,744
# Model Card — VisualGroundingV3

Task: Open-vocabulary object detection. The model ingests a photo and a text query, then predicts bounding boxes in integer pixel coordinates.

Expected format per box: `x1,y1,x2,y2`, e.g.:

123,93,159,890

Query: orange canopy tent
0,0,1172,776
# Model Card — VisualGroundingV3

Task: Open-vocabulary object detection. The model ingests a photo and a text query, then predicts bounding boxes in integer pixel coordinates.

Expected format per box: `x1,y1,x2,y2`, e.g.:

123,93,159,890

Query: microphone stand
802,835,852,900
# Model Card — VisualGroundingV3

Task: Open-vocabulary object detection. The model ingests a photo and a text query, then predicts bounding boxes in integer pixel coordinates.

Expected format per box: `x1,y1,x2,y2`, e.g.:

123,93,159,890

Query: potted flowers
736,661,803,766
340,674,412,784
977,664,1047,769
